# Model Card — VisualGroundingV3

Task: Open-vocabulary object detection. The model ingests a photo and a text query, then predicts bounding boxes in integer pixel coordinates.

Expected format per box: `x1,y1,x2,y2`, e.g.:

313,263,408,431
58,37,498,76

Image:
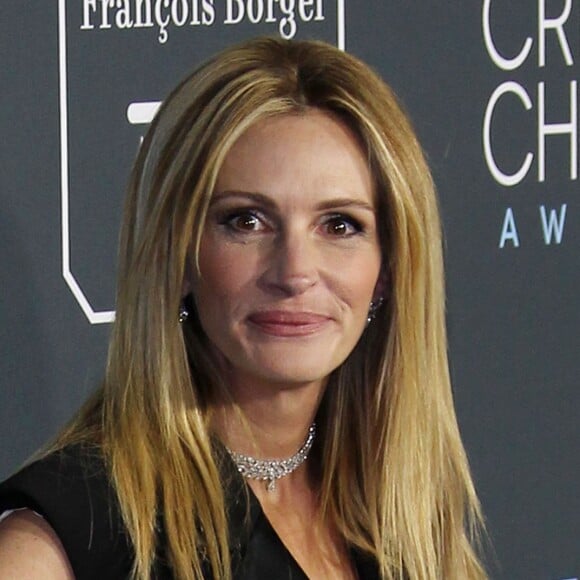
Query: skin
194,111,381,397
191,110,383,578
0,110,383,579
0,510,74,579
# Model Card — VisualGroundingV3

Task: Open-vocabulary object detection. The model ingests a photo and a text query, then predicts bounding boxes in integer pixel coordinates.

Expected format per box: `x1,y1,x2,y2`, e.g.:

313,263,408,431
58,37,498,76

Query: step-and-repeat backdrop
1,2,578,578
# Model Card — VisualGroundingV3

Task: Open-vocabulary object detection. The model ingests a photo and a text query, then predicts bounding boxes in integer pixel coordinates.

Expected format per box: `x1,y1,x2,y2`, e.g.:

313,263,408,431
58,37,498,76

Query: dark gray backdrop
1,2,578,579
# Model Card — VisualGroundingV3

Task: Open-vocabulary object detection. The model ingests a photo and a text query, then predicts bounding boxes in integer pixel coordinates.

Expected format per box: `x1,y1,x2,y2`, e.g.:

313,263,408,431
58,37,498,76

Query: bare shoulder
0,509,74,580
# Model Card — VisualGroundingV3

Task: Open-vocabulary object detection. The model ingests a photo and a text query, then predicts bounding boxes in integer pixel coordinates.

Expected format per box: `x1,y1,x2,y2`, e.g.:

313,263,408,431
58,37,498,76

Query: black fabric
0,447,132,578
0,445,379,579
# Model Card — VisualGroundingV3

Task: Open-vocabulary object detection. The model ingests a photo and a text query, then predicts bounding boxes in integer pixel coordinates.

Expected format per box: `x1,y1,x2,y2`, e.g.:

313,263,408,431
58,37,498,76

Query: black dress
0,445,380,579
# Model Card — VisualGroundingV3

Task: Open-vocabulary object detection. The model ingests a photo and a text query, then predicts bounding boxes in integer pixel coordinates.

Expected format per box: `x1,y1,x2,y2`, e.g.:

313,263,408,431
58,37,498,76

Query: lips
247,310,331,337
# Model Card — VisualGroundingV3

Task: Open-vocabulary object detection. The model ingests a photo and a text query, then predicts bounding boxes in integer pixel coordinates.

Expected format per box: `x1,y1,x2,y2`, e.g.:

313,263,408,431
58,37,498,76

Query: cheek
338,252,382,309
194,240,258,314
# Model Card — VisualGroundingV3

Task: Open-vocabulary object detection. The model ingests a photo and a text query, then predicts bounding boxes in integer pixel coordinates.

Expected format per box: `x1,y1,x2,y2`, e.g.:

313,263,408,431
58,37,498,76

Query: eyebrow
211,190,375,213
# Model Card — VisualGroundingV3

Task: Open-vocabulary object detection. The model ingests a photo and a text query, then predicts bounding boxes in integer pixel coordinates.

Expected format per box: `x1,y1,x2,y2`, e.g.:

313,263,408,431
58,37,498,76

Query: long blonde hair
52,38,486,579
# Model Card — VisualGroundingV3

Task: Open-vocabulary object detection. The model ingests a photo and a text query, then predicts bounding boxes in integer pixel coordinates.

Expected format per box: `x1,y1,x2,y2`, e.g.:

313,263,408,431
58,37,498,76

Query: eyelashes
216,208,366,238
218,209,269,233
320,213,364,237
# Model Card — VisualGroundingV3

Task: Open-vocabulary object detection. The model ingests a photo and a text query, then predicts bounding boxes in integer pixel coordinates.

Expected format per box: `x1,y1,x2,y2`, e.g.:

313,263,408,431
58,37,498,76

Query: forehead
213,110,375,205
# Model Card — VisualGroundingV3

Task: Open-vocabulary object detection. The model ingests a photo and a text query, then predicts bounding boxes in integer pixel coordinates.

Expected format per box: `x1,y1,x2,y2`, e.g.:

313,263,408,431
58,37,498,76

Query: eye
220,209,267,233
321,214,363,237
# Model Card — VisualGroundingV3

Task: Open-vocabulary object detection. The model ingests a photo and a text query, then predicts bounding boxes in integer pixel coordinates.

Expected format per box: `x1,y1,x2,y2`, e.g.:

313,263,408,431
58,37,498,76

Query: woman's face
190,110,383,389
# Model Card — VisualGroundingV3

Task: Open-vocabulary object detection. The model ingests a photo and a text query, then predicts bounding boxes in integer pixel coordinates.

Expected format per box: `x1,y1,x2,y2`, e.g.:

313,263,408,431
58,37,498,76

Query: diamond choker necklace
226,423,316,492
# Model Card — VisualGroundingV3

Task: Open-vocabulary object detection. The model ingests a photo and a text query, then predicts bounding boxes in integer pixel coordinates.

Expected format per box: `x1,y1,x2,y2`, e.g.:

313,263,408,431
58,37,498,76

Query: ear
372,266,389,302
182,257,193,299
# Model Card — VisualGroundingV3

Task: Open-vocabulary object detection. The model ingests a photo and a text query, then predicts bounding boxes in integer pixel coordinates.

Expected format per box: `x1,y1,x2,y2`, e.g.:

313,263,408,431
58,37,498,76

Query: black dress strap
0,446,133,579
0,445,382,579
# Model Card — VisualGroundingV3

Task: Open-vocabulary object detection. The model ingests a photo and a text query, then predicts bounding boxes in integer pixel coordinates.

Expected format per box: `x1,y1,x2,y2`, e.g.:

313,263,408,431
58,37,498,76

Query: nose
261,229,319,296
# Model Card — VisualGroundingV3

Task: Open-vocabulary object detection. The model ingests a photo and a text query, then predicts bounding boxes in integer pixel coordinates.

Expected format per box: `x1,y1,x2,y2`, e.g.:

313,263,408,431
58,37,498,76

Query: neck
211,372,325,460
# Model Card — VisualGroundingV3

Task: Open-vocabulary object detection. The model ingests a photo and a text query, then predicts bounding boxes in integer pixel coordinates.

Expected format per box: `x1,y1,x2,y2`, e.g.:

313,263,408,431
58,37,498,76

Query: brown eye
322,215,362,237
327,220,347,235
220,210,267,233
233,214,260,231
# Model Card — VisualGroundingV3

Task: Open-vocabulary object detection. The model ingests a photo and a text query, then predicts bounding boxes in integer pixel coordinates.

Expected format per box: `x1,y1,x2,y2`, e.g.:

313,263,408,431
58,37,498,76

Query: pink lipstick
247,311,331,337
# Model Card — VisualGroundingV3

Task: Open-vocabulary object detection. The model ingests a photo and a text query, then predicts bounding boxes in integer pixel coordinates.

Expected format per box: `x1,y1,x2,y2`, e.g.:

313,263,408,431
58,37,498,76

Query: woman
0,38,486,579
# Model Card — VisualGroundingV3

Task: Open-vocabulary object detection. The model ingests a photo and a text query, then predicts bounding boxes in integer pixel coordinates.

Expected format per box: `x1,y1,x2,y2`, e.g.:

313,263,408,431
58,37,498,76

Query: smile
247,311,332,337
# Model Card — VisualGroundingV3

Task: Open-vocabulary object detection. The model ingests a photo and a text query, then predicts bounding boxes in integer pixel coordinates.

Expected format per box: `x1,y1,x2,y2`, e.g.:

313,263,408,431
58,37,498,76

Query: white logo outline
59,0,346,324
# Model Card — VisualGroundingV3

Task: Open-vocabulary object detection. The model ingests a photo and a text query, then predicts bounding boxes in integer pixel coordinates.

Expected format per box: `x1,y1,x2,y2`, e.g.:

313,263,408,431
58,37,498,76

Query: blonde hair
52,38,486,579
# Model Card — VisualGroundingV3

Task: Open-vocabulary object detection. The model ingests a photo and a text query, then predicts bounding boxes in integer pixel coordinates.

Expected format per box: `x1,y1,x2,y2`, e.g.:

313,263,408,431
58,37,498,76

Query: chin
245,354,341,386
257,370,331,388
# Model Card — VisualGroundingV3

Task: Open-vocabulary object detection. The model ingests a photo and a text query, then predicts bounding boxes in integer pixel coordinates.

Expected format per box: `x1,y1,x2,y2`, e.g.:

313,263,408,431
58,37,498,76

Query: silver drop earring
178,304,189,323
367,297,384,325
